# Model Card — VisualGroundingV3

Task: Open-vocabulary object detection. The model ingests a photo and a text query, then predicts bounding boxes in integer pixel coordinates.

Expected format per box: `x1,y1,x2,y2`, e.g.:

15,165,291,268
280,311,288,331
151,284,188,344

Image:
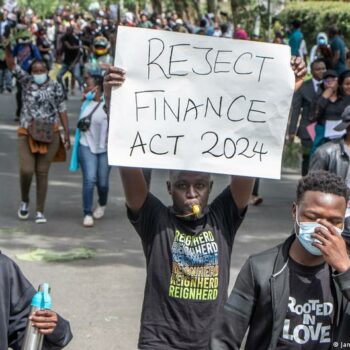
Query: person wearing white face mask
5,46,70,224
70,74,110,227
210,170,350,350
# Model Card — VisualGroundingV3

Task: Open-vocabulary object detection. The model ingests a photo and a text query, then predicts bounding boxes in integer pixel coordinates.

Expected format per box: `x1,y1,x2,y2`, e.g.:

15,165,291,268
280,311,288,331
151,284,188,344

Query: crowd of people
1,3,350,350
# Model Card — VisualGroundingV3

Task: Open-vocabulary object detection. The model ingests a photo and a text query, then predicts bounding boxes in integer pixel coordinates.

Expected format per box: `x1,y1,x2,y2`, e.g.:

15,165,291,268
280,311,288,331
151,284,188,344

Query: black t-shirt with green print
127,186,246,350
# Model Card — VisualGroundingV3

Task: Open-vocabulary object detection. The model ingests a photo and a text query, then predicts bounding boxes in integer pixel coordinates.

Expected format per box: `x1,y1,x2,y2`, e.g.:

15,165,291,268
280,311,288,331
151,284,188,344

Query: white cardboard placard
108,26,294,179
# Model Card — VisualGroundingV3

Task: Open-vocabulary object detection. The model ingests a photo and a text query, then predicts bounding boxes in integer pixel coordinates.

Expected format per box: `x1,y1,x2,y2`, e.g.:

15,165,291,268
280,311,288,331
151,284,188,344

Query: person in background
5,45,70,224
288,20,303,57
310,69,350,154
0,36,12,94
84,35,112,77
329,26,347,75
210,171,350,349
76,74,110,227
56,25,84,97
233,25,249,40
289,59,326,175
36,26,53,70
309,32,333,70
339,70,350,97
137,12,153,29
309,105,350,245
12,28,41,121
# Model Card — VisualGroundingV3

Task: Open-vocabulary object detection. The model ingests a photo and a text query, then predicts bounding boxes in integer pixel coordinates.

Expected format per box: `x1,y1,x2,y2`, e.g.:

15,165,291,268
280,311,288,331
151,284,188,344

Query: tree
173,0,186,18
150,0,162,14
18,0,59,18
207,0,216,14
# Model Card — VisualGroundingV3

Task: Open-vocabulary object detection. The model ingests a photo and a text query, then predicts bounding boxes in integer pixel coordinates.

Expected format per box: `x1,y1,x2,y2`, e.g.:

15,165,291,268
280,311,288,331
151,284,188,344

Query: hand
103,65,126,107
322,87,335,99
312,219,350,273
288,134,295,142
29,310,58,335
64,133,71,151
290,56,307,91
323,80,338,96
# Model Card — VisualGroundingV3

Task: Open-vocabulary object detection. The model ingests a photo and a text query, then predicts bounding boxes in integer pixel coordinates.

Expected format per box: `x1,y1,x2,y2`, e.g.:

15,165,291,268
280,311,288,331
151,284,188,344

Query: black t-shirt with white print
277,258,335,350
127,186,245,350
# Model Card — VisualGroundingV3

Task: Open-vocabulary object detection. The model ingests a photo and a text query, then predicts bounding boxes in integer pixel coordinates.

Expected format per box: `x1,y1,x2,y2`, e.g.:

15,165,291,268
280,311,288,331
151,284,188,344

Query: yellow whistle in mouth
192,204,201,217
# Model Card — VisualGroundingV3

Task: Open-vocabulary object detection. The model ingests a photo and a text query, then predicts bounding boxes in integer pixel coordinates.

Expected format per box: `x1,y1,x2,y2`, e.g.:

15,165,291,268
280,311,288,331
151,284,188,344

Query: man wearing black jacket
289,59,326,175
1,252,72,350
210,171,350,350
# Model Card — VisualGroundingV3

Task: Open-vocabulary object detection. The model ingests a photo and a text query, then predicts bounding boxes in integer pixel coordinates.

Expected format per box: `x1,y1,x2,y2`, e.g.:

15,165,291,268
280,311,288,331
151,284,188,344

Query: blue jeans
78,145,111,216
0,67,12,92
57,62,84,94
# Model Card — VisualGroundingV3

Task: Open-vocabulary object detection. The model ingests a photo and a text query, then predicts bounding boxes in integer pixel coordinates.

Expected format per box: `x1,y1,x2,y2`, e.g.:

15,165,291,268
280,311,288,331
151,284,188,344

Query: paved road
0,91,301,349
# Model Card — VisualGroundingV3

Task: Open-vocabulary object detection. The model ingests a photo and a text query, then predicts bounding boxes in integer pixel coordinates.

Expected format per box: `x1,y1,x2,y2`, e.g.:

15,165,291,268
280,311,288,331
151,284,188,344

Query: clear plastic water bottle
21,283,52,350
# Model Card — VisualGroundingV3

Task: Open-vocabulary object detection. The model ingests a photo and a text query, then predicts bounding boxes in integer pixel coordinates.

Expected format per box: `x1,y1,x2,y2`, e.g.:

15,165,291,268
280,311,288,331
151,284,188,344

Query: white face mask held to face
295,206,343,256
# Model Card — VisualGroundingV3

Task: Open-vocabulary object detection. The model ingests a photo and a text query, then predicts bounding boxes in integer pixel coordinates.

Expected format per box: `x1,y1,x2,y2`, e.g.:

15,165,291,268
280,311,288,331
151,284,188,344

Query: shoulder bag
77,100,102,132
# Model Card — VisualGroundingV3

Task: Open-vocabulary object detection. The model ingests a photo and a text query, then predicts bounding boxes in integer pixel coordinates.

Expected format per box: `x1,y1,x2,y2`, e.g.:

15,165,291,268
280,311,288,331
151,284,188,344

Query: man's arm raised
229,177,255,212
119,167,148,214
103,66,148,213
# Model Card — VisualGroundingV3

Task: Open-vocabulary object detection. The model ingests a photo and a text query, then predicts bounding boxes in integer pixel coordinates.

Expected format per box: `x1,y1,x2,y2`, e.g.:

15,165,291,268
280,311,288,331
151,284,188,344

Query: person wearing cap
210,170,350,349
310,105,350,245
310,69,350,154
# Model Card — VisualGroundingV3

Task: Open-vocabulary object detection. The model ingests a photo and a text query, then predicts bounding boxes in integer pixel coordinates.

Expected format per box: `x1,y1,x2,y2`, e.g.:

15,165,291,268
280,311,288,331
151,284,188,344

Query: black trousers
301,138,313,176
16,81,22,118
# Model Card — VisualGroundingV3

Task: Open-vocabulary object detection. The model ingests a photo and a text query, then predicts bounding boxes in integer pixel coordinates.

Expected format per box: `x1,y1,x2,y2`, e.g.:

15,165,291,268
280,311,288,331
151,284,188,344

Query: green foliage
18,0,58,18
282,141,302,170
278,1,350,47
17,0,96,18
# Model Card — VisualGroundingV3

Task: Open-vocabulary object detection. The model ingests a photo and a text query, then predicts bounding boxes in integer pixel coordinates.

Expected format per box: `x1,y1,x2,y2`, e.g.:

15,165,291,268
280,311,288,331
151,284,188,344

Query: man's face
311,62,326,81
167,171,213,215
293,191,346,233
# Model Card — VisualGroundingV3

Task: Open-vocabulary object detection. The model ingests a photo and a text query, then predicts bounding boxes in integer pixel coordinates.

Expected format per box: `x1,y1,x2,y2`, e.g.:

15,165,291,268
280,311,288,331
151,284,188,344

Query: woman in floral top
5,46,70,223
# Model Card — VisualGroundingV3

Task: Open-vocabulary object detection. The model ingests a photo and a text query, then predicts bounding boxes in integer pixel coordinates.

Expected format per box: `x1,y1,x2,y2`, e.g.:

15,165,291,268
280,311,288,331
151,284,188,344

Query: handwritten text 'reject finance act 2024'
108,26,294,179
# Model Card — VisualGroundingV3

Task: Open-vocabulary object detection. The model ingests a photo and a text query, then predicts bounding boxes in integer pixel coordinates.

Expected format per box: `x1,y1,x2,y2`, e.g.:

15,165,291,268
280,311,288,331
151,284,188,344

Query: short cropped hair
296,170,348,203
310,58,326,71
28,59,49,74
168,170,212,183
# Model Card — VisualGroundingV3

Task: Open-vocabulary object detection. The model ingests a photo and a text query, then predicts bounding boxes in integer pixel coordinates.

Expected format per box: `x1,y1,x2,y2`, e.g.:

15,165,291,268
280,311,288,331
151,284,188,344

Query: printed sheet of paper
108,27,294,179
324,120,346,139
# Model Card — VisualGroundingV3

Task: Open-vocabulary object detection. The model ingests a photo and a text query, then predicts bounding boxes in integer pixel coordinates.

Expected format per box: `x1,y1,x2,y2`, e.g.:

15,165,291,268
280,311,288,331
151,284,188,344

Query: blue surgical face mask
295,206,343,256
33,73,48,85
85,90,96,101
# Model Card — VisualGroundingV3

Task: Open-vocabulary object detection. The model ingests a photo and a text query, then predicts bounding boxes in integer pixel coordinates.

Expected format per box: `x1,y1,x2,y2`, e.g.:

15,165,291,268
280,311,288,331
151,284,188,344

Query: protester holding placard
103,52,306,349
